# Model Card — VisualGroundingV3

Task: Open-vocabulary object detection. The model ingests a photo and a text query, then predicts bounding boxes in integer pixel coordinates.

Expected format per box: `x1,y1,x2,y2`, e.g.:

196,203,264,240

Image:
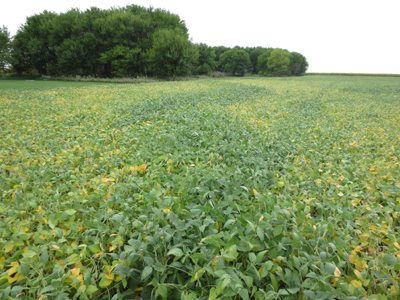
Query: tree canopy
148,28,198,79
266,48,292,76
290,52,309,75
0,26,12,73
10,6,189,77
193,43,216,75
219,48,250,77
5,5,309,77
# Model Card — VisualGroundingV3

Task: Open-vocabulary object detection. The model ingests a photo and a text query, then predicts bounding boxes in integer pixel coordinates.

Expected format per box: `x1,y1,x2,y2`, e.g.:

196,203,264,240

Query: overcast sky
2,0,399,74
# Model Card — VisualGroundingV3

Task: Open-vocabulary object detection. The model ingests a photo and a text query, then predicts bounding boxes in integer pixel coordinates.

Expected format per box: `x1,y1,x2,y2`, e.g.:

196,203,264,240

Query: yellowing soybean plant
0,76,400,300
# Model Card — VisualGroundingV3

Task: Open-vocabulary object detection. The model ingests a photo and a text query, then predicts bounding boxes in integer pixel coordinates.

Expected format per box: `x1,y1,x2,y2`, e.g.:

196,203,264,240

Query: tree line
0,5,308,78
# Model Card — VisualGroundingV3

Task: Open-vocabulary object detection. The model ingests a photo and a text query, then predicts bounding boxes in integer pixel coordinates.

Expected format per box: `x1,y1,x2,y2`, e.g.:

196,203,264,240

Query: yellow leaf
105,272,114,280
354,270,362,279
258,265,264,275
16,274,26,282
167,159,173,164
8,266,17,276
70,268,80,276
167,166,171,172
359,233,369,239
354,246,363,252
334,267,341,277
315,179,322,185
4,243,13,253
253,189,258,198
163,209,171,214
351,280,362,288
109,245,116,251
391,285,398,294
78,285,86,293
52,245,60,250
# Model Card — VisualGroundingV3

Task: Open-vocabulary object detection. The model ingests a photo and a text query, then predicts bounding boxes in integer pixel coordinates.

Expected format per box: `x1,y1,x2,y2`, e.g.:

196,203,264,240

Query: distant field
0,79,109,90
0,76,399,299
306,72,400,77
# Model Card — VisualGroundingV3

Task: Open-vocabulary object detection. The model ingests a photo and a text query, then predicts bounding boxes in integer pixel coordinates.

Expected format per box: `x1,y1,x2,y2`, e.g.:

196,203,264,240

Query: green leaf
141,266,153,281
10,286,24,298
186,292,197,300
273,225,283,236
249,253,256,264
383,254,397,266
242,275,253,288
115,266,130,277
278,289,289,296
303,290,316,299
256,250,268,264
191,268,205,282
40,249,49,265
65,209,76,215
288,287,300,294
167,248,184,257
99,276,112,288
87,285,98,295
23,250,37,258
158,285,168,300
264,261,273,271
239,289,249,300
221,276,231,288
270,274,278,291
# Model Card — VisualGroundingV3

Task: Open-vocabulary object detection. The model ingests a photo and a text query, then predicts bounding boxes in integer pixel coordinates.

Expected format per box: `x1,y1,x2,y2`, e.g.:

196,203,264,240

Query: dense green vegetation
0,26,12,74
0,5,308,78
0,79,109,90
305,73,400,77
1,76,399,299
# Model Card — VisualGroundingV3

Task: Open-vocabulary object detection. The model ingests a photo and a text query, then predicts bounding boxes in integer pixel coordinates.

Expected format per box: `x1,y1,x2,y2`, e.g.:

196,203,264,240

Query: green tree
12,11,58,75
219,48,250,76
193,43,216,75
11,5,188,77
257,48,275,75
0,26,13,74
248,47,266,74
212,46,230,71
99,45,145,77
148,28,198,79
290,52,308,75
266,48,292,76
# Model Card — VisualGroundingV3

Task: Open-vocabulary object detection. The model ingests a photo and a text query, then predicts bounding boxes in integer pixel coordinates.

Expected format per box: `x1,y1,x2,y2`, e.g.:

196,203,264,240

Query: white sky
2,0,400,74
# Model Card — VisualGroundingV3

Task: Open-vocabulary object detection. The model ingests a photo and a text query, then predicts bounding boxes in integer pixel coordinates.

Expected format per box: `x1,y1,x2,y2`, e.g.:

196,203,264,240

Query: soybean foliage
0,76,400,299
